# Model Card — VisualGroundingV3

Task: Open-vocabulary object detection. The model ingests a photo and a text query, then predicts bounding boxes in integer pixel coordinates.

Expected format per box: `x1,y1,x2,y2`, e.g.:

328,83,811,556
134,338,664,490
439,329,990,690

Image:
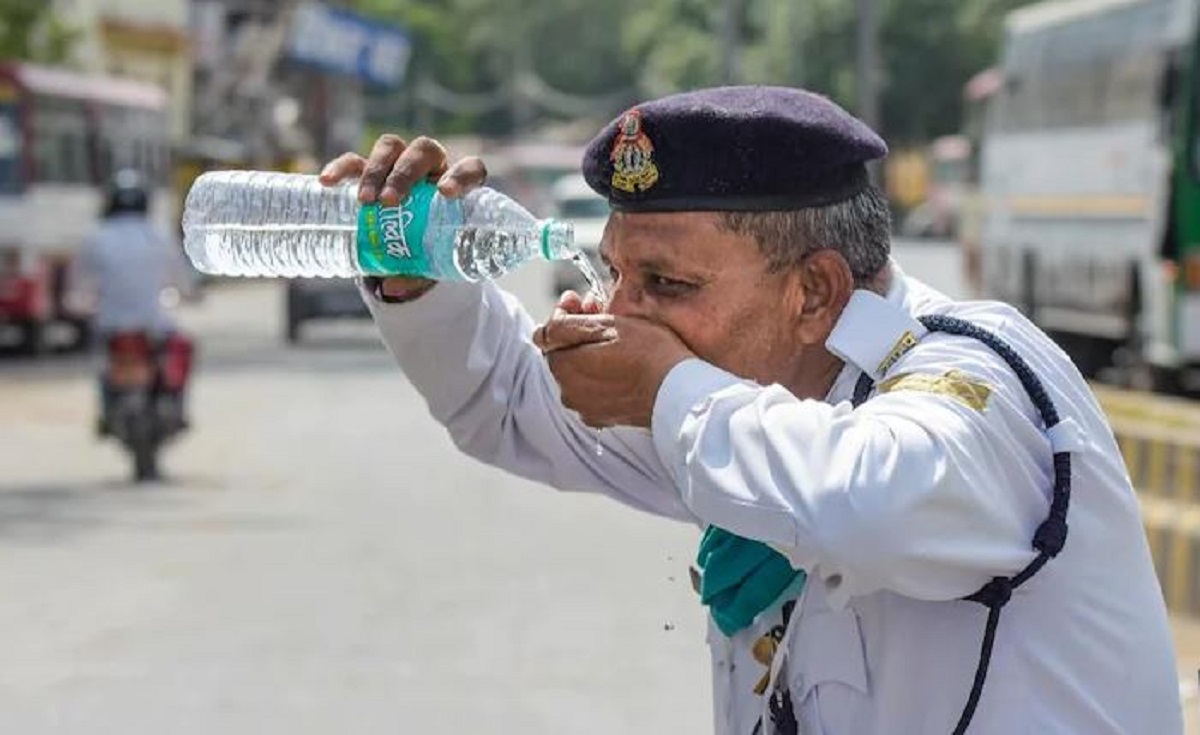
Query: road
0,240,1194,733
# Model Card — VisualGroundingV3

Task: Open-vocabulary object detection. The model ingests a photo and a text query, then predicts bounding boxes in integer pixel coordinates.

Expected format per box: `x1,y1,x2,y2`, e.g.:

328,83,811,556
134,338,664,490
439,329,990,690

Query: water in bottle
182,170,608,299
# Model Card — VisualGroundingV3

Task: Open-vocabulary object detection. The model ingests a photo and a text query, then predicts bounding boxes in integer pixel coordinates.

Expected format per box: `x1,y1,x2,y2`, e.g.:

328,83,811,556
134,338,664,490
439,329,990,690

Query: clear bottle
181,170,577,281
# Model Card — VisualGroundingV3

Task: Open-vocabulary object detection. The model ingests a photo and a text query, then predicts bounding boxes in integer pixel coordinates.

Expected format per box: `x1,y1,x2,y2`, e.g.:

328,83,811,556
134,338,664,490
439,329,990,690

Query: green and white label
355,181,437,276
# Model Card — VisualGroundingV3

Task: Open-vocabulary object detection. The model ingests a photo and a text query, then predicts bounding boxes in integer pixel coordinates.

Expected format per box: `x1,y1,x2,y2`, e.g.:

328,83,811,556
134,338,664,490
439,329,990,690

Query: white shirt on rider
67,213,194,336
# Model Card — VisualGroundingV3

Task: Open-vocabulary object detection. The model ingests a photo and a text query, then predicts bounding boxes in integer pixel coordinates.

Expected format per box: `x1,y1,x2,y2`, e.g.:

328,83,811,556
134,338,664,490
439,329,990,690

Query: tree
0,0,78,64
876,0,1038,142
351,0,1041,142
356,0,641,135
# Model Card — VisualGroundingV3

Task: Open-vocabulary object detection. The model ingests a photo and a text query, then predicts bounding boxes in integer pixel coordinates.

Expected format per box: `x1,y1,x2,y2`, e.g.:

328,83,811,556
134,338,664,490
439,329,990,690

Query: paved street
1,241,1195,733
0,262,709,734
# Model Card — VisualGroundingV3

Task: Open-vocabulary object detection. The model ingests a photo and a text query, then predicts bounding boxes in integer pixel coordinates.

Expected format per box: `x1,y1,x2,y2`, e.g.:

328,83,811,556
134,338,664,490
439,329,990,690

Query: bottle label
355,181,438,276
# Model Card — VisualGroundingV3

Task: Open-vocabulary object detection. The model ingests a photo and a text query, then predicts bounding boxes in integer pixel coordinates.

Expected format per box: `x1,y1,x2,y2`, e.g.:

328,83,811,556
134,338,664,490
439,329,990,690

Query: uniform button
826,573,843,590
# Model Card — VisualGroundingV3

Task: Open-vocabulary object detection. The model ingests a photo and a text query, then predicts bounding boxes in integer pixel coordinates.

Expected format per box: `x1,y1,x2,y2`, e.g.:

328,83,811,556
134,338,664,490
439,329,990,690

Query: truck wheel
65,318,92,353
286,314,302,344
14,320,47,356
1150,366,1184,396
285,285,304,344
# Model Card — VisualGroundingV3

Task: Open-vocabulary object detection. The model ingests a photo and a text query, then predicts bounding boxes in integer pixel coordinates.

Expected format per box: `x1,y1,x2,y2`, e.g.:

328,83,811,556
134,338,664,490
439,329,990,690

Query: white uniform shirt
365,264,1182,734
66,214,193,335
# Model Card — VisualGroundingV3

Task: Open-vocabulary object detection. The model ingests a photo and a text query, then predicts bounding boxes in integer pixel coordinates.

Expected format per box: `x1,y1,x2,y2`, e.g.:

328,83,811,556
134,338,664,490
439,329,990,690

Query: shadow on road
192,338,394,377
0,473,260,544
0,332,392,382
0,480,179,542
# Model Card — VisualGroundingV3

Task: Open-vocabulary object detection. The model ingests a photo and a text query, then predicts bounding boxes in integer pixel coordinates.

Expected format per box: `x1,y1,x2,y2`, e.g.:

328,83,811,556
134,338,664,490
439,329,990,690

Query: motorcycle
101,332,193,482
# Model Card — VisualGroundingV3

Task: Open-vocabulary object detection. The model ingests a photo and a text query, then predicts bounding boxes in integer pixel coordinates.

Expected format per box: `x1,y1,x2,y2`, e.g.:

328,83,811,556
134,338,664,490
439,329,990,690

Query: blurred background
0,0,1197,732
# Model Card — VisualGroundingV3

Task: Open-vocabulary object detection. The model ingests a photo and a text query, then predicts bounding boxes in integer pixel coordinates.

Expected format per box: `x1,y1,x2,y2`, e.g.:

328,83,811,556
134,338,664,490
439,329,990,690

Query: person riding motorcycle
66,169,198,434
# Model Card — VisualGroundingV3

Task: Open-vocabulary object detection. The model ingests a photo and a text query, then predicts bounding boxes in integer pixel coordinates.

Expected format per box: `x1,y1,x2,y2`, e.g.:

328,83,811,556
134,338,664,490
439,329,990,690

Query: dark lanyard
756,315,1072,735
851,314,1073,735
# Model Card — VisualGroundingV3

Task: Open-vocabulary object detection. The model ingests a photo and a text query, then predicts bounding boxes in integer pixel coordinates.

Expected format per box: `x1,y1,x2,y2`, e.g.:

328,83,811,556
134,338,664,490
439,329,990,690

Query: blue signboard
286,3,412,89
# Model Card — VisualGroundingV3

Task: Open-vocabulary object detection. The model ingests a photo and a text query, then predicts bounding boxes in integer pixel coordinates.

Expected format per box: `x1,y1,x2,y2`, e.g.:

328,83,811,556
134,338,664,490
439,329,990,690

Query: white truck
978,0,1200,390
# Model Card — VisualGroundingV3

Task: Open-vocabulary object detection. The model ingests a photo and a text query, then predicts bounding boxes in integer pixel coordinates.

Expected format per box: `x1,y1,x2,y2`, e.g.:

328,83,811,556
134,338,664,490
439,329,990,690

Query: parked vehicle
0,62,172,354
898,135,972,240
978,0,1200,390
284,278,370,343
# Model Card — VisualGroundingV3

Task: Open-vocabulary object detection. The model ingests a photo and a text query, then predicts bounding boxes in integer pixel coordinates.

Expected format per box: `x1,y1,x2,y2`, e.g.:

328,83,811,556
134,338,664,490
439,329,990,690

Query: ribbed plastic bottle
181,170,577,280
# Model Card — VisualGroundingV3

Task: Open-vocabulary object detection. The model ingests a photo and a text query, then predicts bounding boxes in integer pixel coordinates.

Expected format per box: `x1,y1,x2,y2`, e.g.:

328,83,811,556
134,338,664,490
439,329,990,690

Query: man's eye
606,265,620,283
647,275,695,295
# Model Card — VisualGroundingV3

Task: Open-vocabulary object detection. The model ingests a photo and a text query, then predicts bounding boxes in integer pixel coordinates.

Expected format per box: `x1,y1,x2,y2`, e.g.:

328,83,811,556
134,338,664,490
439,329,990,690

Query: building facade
55,0,192,143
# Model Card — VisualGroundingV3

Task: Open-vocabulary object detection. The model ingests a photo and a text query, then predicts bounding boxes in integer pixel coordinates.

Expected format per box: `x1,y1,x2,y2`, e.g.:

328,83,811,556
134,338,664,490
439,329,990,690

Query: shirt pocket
786,608,869,735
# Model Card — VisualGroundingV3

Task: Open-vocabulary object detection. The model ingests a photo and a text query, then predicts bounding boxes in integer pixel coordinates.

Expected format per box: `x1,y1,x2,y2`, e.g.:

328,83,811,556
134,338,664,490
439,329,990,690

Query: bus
978,0,1200,390
0,62,171,354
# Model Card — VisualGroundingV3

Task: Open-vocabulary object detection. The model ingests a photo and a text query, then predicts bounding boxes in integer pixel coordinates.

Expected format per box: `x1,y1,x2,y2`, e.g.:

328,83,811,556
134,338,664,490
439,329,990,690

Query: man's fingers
581,291,605,314
437,156,488,198
536,301,651,353
380,136,449,206
556,290,585,315
327,134,462,206
533,314,617,353
319,152,367,186
359,134,408,202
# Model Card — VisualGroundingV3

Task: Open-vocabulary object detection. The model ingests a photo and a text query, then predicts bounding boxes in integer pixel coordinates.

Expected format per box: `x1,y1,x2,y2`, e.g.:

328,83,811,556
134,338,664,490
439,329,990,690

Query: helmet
105,168,149,217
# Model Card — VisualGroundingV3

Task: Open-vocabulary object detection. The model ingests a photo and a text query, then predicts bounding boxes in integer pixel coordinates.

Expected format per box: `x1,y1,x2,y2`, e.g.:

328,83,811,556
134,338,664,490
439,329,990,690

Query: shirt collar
824,262,928,401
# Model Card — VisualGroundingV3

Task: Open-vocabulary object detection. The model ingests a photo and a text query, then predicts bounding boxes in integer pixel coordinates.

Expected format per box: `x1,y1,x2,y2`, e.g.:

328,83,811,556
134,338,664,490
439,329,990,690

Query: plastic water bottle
181,170,578,281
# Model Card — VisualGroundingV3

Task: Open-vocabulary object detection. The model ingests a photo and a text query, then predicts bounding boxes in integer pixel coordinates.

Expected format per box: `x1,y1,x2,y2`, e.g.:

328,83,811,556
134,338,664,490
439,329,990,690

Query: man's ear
795,250,854,345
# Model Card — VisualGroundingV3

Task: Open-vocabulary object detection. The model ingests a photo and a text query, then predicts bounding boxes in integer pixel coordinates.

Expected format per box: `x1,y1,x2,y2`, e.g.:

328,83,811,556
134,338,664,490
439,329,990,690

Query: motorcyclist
66,168,197,433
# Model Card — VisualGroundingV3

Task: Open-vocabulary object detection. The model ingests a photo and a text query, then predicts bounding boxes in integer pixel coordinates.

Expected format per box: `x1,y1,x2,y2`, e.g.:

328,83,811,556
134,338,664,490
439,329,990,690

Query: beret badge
609,110,659,194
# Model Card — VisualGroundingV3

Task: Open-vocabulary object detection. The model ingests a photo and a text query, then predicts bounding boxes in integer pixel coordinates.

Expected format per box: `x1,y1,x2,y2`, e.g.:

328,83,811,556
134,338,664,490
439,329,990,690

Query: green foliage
351,0,1041,141
622,0,720,95
0,0,79,64
877,0,1038,141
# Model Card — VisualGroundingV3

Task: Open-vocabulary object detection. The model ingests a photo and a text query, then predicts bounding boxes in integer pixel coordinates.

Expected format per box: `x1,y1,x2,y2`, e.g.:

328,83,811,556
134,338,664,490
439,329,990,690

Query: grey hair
718,185,892,289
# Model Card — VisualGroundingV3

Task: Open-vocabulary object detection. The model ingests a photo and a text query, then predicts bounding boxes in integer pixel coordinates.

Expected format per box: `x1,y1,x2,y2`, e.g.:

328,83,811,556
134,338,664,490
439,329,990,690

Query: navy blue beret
582,85,888,212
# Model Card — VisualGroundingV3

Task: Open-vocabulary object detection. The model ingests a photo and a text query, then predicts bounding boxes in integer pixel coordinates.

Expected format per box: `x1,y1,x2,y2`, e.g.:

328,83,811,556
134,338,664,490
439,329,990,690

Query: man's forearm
365,279,693,522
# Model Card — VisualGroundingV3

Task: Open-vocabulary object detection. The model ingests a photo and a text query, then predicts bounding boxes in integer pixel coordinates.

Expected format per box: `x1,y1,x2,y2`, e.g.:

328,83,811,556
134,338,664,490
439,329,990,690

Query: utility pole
787,0,806,87
508,0,534,138
510,42,534,137
855,0,881,181
719,0,746,85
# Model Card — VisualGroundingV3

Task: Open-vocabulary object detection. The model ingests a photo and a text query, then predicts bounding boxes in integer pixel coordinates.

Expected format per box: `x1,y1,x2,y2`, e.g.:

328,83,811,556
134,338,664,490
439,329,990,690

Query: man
67,169,197,428
67,169,196,338
321,87,1182,733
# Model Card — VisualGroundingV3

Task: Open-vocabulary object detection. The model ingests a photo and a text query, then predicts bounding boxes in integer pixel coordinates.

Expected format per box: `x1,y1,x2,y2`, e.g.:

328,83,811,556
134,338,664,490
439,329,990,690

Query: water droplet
571,251,609,304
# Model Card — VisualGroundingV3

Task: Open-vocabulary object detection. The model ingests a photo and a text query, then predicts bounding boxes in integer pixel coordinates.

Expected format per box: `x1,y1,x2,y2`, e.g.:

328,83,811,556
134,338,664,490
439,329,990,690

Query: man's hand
317,135,488,299
534,292,694,429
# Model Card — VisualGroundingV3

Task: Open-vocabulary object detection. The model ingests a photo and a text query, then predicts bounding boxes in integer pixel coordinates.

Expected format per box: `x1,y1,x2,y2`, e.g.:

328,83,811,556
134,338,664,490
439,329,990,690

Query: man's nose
606,281,647,318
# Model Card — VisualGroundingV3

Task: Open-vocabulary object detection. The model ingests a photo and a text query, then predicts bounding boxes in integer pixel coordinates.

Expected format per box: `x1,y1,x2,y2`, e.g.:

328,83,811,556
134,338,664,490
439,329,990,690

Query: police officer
321,87,1182,734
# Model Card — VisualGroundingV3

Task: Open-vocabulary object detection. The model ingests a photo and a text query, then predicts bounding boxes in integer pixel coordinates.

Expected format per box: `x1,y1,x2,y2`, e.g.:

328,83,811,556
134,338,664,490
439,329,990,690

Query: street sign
286,2,411,89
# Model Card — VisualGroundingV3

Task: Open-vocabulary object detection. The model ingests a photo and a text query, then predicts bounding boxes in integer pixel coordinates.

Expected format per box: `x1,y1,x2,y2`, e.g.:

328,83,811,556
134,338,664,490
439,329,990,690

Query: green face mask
696,526,808,637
